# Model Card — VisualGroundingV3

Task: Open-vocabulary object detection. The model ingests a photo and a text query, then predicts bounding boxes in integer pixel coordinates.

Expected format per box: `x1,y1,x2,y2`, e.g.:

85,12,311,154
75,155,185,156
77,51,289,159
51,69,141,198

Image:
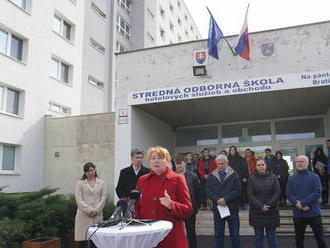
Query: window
49,102,71,115
9,0,26,10
160,6,165,17
0,85,20,116
146,32,154,42
0,28,24,61
275,118,325,140
90,38,105,53
53,14,73,40
177,18,182,25
169,22,174,32
0,144,16,172
177,0,181,8
222,122,271,144
170,3,174,12
117,0,131,14
184,14,188,21
147,8,154,19
178,34,182,42
91,2,106,19
50,57,71,84
116,41,126,52
88,75,104,88
116,15,130,40
160,28,165,40
176,126,218,146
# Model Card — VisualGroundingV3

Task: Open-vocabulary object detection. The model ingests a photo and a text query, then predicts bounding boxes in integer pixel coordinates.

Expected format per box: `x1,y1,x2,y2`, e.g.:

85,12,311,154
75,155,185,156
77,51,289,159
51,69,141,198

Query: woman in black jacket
273,151,289,205
247,159,281,248
312,147,328,204
228,146,249,209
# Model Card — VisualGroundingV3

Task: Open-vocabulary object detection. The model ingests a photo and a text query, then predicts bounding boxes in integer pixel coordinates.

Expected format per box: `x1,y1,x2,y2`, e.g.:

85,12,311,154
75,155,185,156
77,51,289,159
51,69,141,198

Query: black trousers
77,240,97,248
293,216,327,248
185,213,197,248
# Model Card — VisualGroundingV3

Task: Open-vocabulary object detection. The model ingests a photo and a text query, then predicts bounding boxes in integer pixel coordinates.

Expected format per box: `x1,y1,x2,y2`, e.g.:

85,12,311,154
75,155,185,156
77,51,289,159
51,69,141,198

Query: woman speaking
135,146,192,248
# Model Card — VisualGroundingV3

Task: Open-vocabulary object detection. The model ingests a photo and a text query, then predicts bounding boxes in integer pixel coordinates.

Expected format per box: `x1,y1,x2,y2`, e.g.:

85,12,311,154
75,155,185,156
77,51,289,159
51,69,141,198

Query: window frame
50,57,72,85
90,38,105,54
116,14,130,40
0,28,24,61
117,0,131,14
53,14,74,41
48,101,71,115
0,143,17,173
0,85,21,116
91,2,107,20
115,41,126,52
88,75,105,89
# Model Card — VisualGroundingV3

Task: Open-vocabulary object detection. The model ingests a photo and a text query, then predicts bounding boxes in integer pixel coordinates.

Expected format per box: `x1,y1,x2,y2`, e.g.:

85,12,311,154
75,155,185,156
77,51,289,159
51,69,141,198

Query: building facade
0,0,200,193
115,21,330,194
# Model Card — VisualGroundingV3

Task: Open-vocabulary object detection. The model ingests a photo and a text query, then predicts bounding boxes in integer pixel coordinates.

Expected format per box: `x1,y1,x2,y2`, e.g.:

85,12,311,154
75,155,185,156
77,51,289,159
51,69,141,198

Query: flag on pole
207,15,223,59
235,5,250,60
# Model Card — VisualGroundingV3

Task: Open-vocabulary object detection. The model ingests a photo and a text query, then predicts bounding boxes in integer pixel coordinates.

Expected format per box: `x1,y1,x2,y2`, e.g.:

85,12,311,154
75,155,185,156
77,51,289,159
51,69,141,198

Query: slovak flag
235,6,250,60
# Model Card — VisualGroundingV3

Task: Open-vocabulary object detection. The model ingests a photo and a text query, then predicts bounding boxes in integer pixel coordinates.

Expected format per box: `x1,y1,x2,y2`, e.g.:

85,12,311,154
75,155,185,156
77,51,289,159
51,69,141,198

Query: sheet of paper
217,205,231,219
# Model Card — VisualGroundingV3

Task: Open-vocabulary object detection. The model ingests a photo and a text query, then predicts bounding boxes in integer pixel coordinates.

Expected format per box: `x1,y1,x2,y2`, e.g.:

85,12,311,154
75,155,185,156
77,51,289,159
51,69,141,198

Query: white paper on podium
217,205,231,219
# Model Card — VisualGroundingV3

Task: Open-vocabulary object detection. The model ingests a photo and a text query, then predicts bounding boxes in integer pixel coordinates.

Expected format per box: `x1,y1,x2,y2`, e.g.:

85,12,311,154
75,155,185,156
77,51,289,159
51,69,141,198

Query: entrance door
279,146,300,173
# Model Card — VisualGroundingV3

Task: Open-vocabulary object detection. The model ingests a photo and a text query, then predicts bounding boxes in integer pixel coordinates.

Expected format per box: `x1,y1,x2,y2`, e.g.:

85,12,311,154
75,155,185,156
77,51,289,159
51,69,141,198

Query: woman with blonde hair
135,146,192,248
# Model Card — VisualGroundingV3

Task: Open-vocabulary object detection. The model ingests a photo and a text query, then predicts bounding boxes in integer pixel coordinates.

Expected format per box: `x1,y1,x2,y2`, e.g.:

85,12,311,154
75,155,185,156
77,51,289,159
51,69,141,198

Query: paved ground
197,235,330,247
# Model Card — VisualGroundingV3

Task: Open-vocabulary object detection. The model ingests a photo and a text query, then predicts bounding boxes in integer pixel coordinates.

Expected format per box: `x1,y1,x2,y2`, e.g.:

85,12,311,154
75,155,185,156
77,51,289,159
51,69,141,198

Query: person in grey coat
176,155,203,248
247,158,281,248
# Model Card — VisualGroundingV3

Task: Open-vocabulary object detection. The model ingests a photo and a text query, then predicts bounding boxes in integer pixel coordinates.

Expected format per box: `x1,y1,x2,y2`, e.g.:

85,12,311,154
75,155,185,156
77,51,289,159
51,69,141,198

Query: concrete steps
196,209,330,236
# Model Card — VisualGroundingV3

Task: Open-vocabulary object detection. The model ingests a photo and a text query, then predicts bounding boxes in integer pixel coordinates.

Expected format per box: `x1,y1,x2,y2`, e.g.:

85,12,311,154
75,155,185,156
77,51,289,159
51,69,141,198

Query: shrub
0,187,114,248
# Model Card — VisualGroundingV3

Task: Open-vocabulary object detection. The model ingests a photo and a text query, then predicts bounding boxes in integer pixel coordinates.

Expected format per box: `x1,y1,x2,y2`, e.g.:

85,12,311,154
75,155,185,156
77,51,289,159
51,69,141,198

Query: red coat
135,168,192,248
197,159,216,180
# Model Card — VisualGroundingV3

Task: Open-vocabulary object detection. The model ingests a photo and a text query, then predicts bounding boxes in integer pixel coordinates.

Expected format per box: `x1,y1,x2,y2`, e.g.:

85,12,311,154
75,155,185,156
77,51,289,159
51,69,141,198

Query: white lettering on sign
128,70,330,105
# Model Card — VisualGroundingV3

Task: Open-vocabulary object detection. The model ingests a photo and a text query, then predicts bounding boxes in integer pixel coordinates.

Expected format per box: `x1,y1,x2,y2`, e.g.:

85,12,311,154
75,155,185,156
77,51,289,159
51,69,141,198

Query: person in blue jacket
287,155,327,248
206,154,241,248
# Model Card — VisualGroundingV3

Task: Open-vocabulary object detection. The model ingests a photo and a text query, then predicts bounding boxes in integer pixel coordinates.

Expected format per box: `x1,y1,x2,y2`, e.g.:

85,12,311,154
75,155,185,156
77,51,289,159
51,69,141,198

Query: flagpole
206,6,236,56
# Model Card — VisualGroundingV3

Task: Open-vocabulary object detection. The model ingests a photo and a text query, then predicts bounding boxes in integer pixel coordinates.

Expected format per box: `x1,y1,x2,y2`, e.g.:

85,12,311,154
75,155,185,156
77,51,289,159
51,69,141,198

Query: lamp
193,66,206,76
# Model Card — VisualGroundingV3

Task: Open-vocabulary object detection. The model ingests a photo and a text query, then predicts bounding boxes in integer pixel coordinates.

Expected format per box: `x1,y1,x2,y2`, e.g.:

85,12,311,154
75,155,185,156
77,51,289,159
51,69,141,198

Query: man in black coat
116,149,150,198
176,155,203,248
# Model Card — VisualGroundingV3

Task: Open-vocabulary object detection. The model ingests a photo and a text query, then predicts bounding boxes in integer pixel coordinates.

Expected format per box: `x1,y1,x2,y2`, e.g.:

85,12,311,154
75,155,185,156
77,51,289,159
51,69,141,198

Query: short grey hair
295,155,309,164
215,154,229,163
131,148,144,157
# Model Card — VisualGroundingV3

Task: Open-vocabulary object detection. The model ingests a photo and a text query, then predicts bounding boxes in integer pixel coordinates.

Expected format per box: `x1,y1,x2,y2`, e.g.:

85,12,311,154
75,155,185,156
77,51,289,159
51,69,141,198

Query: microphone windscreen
117,198,128,212
129,189,141,201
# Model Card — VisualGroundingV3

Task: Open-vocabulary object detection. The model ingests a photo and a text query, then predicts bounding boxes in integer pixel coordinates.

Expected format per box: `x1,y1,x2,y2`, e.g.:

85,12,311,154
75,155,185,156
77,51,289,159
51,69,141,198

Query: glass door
279,146,300,173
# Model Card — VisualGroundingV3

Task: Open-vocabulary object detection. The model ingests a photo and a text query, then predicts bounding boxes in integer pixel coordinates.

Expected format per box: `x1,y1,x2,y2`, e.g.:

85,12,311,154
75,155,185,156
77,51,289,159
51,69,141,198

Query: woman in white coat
75,162,107,248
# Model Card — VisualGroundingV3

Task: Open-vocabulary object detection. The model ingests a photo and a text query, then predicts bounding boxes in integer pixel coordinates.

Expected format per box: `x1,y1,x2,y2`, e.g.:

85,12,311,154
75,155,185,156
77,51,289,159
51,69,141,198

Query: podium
87,220,172,248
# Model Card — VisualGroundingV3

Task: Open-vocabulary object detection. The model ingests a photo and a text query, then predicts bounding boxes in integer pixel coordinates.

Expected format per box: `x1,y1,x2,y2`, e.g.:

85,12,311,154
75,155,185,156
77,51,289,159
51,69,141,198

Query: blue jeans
213,210,241,248
254,227,277,248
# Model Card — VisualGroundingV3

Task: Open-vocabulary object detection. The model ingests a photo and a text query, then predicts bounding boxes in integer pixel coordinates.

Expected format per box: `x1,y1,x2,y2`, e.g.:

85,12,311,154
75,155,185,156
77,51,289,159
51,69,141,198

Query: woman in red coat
135,146,193,248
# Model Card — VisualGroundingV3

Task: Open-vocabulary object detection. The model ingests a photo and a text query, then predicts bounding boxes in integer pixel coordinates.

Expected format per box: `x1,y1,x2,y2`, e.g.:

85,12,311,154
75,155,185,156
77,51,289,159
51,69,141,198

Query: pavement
197,235,330,247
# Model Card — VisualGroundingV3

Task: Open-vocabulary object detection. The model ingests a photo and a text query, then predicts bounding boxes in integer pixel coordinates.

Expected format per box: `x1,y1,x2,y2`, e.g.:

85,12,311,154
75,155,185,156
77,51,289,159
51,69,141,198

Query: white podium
87,220,173,248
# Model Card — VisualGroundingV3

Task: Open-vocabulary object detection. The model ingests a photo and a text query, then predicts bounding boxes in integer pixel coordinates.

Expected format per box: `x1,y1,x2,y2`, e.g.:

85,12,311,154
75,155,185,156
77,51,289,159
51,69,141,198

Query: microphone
110,198,128,220
125,189,141,220
98,198,128,227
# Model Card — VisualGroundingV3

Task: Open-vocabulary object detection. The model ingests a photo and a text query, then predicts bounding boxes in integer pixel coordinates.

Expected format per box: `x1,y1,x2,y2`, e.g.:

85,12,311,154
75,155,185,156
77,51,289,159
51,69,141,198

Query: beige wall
44,113,115,199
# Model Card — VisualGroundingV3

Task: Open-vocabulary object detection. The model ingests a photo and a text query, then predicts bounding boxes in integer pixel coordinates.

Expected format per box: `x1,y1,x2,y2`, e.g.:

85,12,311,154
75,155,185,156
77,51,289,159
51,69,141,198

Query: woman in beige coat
75,162,107,248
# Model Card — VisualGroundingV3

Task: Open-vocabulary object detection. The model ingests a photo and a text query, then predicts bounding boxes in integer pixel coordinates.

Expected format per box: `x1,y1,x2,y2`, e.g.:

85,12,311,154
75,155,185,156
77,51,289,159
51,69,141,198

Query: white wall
0,0,84,193
131,106,174,156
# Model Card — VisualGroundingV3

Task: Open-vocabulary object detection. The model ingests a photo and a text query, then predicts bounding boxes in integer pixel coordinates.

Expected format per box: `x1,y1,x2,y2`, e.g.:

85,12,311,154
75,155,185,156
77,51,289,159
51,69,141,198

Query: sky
183,0,330,38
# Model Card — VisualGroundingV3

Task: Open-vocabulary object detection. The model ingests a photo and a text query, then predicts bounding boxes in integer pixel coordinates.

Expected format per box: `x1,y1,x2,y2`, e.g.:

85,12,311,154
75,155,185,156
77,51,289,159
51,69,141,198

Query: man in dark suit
176,155,203,248
116,149,150,198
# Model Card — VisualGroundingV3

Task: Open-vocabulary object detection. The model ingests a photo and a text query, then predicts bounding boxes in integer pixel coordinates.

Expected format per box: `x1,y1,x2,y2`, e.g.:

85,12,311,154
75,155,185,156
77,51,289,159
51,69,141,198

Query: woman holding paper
247,159,281,248
312,147,328,204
